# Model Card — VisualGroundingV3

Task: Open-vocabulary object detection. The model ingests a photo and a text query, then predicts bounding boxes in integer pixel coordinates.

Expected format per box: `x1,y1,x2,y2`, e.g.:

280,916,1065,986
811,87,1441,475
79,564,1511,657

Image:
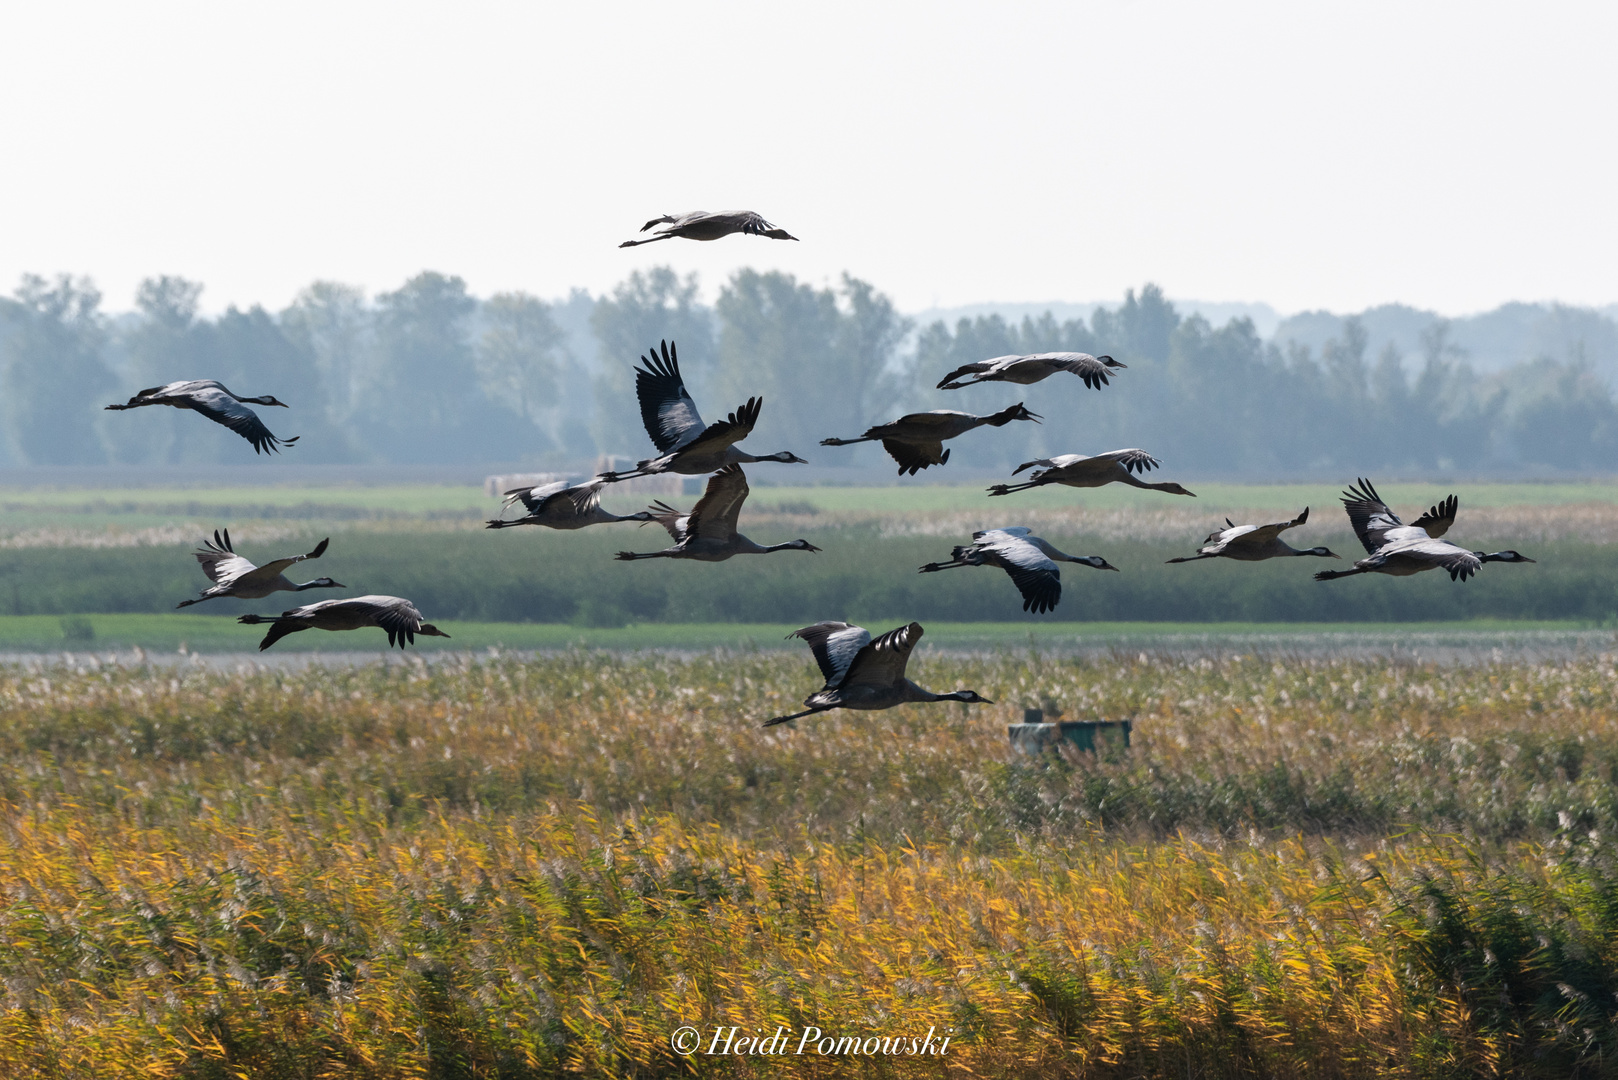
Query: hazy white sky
2,1,1614,317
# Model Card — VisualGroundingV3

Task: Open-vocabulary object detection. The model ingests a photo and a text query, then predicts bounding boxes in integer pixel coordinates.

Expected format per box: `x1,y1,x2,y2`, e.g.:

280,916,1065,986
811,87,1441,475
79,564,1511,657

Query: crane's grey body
104,380,298,455
599,341,807,482
486,479,655,530
1167,508,1339,564
988,449,1195,497
619,210,798,247
920,526,1117,613
821,404,1041,475
177,530,341,607
615,465,820,562
936,352,1125,391
237,595,450,651
1315,479,1534,583
762,621,991,726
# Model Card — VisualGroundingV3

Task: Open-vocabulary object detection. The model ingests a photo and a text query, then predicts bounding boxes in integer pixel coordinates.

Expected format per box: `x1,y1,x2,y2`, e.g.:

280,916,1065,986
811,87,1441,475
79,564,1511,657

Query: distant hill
1272,302,1618,384
911,297,1618,387
912,298,1285,340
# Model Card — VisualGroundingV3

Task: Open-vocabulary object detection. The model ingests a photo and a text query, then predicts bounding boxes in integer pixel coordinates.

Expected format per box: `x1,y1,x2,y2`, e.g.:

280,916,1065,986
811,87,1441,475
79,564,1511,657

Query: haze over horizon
2,1,1615,319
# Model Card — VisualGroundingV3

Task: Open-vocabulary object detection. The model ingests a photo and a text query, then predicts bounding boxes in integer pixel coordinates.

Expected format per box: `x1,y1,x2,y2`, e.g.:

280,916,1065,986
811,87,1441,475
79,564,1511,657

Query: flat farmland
3,480,1618,641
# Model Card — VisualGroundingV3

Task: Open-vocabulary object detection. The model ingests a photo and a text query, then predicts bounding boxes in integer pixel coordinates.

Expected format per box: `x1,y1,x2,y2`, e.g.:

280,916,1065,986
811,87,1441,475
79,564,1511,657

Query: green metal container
1008,708,1132,755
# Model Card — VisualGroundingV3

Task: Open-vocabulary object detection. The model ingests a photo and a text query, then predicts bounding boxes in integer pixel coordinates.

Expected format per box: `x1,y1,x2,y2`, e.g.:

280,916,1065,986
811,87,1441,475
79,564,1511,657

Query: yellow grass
0,652,1612,1076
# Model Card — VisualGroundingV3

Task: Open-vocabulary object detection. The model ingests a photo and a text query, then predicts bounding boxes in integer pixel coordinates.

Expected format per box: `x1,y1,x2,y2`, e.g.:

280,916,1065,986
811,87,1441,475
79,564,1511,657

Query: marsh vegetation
1,651,1616,1075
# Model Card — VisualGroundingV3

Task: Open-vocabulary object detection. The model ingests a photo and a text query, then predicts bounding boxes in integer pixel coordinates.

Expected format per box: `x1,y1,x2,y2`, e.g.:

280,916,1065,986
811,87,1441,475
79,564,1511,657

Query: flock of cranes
100,208,1535,726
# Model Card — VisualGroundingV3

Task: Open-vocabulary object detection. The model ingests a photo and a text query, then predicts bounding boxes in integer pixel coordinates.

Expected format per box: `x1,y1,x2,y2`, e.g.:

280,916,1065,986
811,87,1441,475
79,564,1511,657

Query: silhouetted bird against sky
619,210,798,247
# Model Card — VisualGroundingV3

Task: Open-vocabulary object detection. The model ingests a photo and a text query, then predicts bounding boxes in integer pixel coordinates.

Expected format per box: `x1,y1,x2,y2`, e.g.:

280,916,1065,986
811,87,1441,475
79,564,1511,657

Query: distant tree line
1,271,1614,474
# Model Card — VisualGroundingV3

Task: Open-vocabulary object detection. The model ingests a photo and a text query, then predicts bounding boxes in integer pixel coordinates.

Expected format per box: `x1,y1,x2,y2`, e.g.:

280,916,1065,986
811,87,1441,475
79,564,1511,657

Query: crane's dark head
418,623,451,638
1075,555,1120,571
787,539,821,553
244,395,290,408
299,577,344,590
1307,547,1342,559
991,403,1041,426
1478,550,1536,564
948,690,993,704
768,451,810,464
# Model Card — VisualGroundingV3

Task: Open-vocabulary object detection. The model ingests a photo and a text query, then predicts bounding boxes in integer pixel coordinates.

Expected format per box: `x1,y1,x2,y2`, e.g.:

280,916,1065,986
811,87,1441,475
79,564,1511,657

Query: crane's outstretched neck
1119,472,1195,497
758,540,821,554
597,468,653,483
820,436,873,447
763,706,829,727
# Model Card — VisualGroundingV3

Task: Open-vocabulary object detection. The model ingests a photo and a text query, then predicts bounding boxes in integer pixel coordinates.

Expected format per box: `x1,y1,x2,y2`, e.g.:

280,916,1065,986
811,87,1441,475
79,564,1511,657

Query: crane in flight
486,479,655,530
614,465,820,562
599,340,807,482
1314,479,1534,583
238,595,450,651
919,527,1117,613
763,621,992,727
988,449,1195,498
176,530,341,607
821,404,1041,475
935,352,1125,391
620,210,798,247
105,380,298,455
1167,508,1340,564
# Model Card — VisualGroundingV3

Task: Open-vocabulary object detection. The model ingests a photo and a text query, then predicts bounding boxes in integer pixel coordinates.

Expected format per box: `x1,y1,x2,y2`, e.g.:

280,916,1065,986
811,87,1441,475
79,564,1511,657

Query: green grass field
5,478,1618,531
6,478,1618,631
0,612,1608,654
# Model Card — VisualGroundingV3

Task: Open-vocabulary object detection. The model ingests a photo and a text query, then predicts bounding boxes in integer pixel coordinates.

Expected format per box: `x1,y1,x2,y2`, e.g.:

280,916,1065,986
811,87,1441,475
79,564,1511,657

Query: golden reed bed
0,652,1614,1076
